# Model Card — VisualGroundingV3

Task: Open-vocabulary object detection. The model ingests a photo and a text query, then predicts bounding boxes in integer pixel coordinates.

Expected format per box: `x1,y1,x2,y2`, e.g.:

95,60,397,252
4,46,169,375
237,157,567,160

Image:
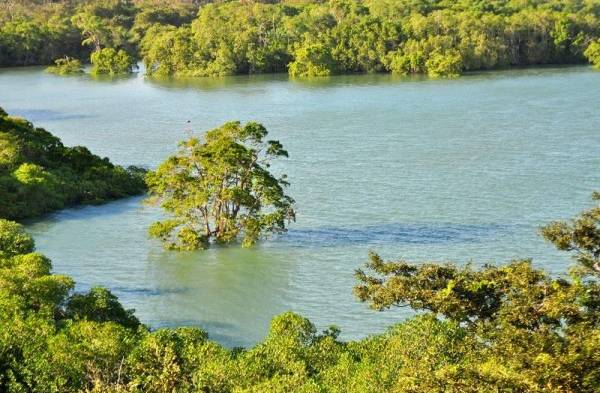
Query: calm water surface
1,66,599,347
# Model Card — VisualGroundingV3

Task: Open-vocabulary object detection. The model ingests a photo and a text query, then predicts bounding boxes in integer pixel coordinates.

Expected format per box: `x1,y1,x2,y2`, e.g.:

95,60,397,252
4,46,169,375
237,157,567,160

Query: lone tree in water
147,121,295,250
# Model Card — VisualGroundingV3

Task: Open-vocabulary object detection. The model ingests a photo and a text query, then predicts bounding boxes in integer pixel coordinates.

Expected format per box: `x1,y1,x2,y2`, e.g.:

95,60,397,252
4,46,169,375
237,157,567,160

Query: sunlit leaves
90,47,135,75
0,219,33,259
541,192,600,276
46,56,83,75
147,121,295,250
0,108,146,220
584,40,600,69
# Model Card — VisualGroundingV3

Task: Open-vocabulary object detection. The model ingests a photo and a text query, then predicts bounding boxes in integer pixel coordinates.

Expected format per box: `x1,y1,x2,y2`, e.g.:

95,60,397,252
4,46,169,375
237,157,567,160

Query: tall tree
147,121,295,250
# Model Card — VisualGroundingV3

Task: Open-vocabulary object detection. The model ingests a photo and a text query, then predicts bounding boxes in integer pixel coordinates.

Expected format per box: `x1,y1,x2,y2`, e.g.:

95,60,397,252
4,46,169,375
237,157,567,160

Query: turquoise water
1,66,599,347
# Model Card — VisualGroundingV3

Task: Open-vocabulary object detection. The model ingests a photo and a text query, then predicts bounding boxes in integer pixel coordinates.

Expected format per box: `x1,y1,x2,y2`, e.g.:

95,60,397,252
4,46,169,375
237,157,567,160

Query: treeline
0,107,146,220
2,0,600,76
0,0,196,71
0,193,599,392
141,0,600,77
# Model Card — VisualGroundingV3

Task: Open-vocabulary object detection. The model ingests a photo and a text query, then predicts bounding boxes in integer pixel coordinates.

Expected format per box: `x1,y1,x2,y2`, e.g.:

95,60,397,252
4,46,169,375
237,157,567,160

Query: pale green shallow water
1,66,599,347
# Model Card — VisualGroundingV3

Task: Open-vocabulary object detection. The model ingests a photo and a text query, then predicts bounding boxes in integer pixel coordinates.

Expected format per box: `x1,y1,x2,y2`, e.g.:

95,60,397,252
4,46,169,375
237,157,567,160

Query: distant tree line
2,0,600,76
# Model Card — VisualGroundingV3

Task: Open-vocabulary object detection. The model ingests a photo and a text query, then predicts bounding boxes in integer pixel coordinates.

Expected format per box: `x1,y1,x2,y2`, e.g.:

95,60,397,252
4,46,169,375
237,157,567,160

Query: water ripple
113,287,189,297
274,222,514,248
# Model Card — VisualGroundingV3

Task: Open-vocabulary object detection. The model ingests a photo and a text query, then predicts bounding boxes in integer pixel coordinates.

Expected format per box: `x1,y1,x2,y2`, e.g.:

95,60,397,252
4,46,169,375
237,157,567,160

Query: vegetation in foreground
2,0,600,77
0,106,146,220
0,192,598,392
147,121,295,251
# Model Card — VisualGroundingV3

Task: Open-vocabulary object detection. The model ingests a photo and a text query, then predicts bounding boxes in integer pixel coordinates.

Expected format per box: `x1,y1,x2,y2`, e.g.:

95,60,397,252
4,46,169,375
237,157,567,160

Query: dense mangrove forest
1,1,600,392
2,0,600,77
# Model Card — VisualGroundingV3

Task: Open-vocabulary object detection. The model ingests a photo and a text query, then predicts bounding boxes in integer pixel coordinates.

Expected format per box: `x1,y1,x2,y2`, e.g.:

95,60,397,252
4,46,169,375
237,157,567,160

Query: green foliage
425,50,463,78
289,40,336,77
46,56,84,75
140,25,195,77
0,219,33,259
0,107,146,220
2,0,600,76
354,192,600,392
147,121,295,250
90,47,136,75
541,192,600,276
126,327,210,392
137,0,600,78
65,287,139,329
0,0,192,68
0,12,84,67
1,192,600,391
584,40,600,69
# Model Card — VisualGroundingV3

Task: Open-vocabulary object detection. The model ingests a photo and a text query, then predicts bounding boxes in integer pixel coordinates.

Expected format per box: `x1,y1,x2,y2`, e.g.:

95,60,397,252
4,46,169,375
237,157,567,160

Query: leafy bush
90,47,136,75
584,40,600,69
289,41,336,77
46,56,83,75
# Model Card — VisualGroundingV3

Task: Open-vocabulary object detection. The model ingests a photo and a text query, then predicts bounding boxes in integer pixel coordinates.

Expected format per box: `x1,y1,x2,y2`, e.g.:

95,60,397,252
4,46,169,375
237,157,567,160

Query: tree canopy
90,47,136,75
354,192,600,392
147,121,295,250
541,191,600,276
2,0,600,77
139,0,600,78
45,56,84,75
0,107,146,220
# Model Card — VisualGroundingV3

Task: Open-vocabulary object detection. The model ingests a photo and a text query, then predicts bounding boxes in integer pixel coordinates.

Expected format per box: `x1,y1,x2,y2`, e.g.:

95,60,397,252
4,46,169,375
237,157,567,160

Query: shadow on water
272,222,514,248
110,286,190,297
8,108,93,122
69,283,189,300
24,196,514,249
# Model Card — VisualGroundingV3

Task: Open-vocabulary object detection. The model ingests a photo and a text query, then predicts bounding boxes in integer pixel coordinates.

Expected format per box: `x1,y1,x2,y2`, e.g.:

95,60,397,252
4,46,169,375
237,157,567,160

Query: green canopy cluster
3,0,600,77
0,0,195,75
0,107,146,220
139,0,600,78
147,121,295,250
45,56,84,76
1,192,598,391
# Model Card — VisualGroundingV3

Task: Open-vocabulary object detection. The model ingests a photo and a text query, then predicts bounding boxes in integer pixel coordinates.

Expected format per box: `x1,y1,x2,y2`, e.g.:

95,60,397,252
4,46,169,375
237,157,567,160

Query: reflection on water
2,65,599,347
144,64,586,91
